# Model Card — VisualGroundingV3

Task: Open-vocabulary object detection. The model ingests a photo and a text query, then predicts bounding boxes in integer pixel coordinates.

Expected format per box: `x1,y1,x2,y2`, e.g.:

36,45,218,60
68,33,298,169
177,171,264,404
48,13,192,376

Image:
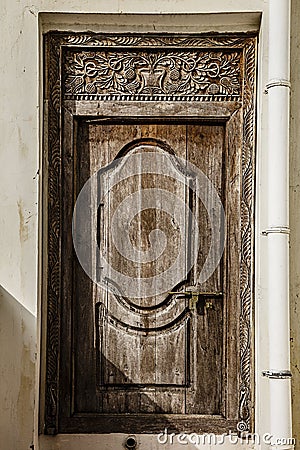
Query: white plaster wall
2,1,299,449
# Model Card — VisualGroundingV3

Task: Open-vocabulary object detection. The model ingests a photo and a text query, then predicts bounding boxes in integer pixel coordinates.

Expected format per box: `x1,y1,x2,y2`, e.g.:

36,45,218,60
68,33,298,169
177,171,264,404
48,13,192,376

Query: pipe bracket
262,370,292,379
262,226,290,236
265,79,291,90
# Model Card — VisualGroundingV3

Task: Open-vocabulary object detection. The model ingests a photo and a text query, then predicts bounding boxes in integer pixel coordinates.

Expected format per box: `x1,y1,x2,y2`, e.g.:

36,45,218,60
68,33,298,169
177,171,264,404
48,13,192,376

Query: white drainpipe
262,0,293,447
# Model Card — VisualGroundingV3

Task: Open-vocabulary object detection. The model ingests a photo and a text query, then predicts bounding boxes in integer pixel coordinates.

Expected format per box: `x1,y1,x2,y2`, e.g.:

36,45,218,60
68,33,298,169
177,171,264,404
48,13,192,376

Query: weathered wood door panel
73,122,224,418
43,32,256,435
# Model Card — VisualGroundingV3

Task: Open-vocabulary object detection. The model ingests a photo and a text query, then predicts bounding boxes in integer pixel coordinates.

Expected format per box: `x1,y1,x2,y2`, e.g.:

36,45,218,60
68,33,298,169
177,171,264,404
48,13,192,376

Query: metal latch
168,291,223,312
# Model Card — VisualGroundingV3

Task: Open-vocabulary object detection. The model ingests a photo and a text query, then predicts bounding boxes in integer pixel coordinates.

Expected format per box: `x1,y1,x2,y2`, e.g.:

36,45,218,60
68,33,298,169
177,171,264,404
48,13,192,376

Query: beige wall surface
0,286,36,449
1,0,299,449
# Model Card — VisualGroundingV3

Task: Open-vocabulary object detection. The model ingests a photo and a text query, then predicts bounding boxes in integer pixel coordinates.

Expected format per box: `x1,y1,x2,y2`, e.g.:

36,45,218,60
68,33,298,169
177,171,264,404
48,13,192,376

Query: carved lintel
63,49,242,101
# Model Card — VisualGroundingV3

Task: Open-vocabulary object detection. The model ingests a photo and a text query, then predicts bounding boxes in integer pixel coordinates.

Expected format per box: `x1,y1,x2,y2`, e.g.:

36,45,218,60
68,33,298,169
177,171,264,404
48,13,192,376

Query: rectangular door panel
73,122,225,417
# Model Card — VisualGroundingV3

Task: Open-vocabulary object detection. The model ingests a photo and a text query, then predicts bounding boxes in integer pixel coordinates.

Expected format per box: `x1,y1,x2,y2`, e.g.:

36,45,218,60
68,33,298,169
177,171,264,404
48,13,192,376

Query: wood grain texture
43,32,257,435
70,122,227,421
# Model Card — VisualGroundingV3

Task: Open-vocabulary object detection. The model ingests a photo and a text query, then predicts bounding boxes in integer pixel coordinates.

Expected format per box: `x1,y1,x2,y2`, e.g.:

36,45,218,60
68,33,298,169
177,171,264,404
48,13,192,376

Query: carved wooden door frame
41,32,257,435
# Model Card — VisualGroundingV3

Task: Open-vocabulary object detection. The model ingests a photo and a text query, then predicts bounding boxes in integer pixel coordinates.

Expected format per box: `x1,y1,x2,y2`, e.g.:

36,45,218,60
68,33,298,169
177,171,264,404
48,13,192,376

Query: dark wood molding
43,31,257,435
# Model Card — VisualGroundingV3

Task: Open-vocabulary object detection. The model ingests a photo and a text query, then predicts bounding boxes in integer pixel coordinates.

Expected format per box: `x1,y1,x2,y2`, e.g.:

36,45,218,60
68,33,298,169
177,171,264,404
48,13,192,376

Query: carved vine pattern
44,33,62,435
238,38,256,432
63,50,242,100
44,32,256,434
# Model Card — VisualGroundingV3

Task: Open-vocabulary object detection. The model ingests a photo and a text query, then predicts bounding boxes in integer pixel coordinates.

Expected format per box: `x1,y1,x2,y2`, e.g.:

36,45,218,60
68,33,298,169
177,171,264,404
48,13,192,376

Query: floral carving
63,50,242,100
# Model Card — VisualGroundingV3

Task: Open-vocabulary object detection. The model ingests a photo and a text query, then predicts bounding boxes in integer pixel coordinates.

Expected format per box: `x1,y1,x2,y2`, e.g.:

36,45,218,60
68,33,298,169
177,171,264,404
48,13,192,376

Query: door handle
168,291,223,311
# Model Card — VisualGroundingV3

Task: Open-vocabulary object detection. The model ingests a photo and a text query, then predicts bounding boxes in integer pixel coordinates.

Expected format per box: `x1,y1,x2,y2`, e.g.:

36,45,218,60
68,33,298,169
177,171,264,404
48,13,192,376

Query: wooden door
69,120,232,432
43,32,256,435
